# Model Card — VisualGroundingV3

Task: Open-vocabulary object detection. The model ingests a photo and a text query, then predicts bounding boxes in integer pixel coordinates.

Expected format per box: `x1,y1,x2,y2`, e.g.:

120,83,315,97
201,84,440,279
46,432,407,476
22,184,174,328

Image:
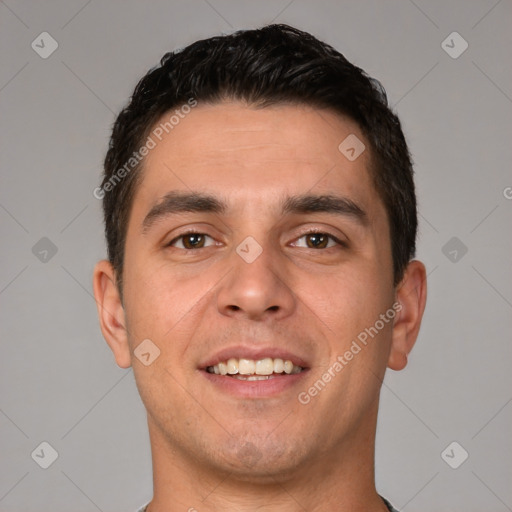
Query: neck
145,401,388,512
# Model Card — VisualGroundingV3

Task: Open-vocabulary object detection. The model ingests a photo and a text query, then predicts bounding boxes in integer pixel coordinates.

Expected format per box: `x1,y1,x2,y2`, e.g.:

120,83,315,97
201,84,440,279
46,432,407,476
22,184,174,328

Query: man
93,24,427,512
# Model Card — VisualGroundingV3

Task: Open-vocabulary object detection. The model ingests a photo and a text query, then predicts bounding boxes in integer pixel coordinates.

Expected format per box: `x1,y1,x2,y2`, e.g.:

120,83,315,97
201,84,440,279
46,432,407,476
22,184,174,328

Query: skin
93,101,427,512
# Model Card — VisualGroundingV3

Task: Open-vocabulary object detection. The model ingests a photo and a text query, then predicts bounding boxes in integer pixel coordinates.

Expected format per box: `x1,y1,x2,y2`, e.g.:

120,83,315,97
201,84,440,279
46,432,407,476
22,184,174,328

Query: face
95,101,423,482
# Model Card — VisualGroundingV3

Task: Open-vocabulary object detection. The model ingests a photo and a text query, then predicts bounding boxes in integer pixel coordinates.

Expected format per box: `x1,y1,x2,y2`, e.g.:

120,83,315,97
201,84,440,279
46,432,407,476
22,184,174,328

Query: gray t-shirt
137,496,399,511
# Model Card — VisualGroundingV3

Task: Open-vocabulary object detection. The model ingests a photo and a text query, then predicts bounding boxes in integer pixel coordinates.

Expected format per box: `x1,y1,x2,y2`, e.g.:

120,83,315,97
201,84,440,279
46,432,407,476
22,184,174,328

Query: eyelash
166,229,347,251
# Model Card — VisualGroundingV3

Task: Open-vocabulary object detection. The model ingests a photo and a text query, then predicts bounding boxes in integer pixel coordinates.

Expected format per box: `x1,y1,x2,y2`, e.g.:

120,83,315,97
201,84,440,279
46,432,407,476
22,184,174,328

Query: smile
206,357,304,378
202,355,308,398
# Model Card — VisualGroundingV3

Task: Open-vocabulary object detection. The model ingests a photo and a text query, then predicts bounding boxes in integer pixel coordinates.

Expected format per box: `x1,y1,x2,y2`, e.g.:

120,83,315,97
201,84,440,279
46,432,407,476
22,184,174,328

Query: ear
92,260,131,368
388,260,427,371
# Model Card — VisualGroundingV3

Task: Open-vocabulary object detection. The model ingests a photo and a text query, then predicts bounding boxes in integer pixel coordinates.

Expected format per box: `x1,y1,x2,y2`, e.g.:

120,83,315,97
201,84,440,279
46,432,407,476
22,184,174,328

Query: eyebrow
142,190,367,233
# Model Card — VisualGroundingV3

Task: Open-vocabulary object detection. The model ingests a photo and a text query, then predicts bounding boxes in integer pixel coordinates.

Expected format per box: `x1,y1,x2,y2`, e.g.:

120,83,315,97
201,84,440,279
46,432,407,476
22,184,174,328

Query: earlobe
92,260,132,368
388,260,427,371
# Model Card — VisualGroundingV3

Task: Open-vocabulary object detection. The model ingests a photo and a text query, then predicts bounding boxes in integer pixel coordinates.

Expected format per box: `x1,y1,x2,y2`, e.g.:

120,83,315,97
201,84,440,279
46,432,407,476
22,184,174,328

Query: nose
216,238,296,321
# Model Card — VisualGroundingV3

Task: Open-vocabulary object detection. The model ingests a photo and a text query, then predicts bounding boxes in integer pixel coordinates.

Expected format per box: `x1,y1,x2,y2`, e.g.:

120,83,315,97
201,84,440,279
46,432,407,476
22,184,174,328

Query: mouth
205,357,305,381
200,350,309,398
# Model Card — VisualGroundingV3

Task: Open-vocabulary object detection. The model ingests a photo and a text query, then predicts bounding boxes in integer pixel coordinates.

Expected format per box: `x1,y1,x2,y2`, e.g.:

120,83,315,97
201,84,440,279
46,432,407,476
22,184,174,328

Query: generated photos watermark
93,97,198,200
298,301,402,405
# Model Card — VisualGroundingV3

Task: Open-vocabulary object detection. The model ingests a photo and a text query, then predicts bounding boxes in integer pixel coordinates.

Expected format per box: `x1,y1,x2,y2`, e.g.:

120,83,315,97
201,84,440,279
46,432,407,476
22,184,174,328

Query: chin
208,434,308,483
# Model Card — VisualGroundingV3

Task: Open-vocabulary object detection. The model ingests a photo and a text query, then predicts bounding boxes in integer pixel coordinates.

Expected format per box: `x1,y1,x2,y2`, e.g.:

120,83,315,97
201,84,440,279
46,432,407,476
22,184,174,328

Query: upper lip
199,345,310,369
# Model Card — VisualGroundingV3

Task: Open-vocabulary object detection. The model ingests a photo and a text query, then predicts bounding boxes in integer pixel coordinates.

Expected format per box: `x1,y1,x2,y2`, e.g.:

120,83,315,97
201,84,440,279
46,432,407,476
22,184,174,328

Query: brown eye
305,233,329,249
168,233,214,250
293,232,342,249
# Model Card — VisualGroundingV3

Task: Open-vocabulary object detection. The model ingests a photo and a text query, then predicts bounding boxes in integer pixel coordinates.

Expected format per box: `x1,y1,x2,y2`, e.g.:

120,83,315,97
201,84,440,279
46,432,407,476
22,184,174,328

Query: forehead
132,101,381,220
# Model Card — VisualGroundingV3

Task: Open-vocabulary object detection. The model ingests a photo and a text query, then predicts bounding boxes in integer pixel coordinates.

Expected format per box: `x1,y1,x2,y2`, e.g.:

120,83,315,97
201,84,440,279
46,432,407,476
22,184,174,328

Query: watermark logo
441,441,469,469
31,441,59,469
236,236,263,264
298,301,402,405
134,339,161,366
93,98,198,200
442,236,468,263
31,32,58,59
338,134,366,162
32,237,58,263
441,32,468,59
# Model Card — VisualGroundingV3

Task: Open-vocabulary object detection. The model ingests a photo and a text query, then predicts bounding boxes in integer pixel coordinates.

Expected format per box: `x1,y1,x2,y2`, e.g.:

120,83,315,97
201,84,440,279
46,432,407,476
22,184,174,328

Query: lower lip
200,370,309,398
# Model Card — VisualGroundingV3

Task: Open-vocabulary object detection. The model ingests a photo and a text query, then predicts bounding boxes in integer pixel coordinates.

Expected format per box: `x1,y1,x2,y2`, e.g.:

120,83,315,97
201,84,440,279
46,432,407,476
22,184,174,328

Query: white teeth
255,358,274,375
273,358,284,373
233,375,271,381
226,358,239,375
284,360,294,374
207,357,303,377
239,358,256,375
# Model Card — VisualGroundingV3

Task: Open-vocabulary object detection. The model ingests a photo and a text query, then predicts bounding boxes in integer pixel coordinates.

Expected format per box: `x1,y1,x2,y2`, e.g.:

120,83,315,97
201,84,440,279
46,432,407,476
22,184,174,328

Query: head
93,24,426,484
100,24,417,296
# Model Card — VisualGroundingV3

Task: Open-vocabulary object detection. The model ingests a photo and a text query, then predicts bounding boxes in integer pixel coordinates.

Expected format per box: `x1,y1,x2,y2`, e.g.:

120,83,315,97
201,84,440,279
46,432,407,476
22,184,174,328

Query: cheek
307,267,386,319
122,258,219,357
302,265,393,357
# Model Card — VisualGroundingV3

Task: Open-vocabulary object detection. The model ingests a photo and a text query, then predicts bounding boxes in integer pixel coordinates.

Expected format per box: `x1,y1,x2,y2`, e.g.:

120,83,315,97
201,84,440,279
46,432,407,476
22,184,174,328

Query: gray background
1,1,511,511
